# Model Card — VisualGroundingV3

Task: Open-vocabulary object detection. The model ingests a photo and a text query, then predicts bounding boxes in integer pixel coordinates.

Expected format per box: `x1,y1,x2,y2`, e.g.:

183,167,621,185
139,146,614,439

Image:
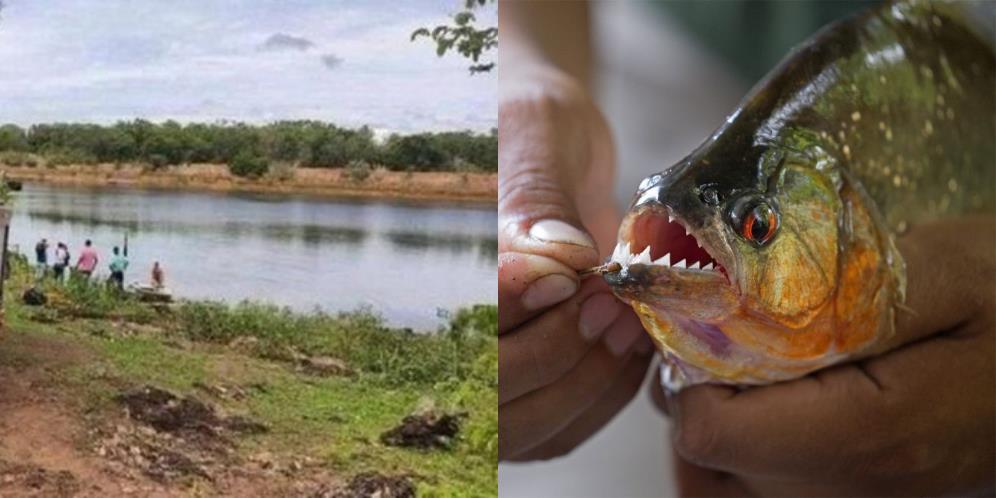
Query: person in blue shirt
108,246,129,290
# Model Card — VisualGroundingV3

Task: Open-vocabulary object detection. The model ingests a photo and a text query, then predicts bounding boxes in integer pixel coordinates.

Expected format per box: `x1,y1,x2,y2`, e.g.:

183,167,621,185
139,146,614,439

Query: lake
6,183,497,329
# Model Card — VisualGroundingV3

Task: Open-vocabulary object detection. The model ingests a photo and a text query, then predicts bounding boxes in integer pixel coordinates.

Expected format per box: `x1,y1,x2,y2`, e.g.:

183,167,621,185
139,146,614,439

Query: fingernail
522,274,578,311
578,293,621,341
529,219,595,248
605,319,642,356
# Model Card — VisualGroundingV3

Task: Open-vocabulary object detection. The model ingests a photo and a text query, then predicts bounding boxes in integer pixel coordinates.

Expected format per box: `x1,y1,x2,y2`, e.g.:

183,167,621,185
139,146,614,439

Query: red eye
741,203,778,244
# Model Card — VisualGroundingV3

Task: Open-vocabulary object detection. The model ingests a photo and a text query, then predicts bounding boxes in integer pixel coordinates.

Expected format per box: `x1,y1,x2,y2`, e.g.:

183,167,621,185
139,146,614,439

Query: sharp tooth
667,214,675,223
695,239,702,248
690,261,700,270
702,262,714,271
619,242,631,263
611,242,625,262
635,246,652,264
652,252,671,266
674,259,686,268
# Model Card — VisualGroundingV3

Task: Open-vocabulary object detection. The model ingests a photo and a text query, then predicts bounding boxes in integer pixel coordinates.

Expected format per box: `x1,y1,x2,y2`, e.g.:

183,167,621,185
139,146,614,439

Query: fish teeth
673,259,686,268
619,242,632,263
652,252,671,267
611,242,629,263
702,262,714,271
667,214,676,223
689,261,700,270
633,246,653,265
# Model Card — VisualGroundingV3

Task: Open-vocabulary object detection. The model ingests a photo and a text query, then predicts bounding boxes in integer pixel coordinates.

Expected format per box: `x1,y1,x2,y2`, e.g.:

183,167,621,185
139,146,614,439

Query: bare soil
1,164,497,204
0,329,405,497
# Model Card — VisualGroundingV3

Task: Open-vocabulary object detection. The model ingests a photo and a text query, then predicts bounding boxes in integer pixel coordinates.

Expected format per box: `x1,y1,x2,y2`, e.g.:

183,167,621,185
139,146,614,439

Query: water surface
8,184,497,329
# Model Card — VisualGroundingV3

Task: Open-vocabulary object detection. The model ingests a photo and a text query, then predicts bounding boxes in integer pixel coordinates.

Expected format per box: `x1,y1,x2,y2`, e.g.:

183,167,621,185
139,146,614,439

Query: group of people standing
33,238,154,290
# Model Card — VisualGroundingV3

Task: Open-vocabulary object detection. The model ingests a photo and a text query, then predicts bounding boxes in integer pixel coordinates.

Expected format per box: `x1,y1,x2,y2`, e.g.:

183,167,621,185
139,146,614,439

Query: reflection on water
385,231,498,261
27,211,371,246
9,184,497,328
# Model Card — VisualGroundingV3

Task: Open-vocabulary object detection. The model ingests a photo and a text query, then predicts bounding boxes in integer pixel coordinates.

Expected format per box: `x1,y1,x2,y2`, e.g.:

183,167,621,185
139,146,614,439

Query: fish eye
729,197,779,245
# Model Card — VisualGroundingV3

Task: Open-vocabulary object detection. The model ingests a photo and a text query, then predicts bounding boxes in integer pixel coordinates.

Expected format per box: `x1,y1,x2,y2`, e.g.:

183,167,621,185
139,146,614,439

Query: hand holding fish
498,59,654,459
660,218,995,497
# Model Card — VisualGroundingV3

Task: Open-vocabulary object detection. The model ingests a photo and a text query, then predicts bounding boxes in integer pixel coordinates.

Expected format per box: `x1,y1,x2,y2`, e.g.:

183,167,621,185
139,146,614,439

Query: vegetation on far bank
3,254,497,496
0,121,498,178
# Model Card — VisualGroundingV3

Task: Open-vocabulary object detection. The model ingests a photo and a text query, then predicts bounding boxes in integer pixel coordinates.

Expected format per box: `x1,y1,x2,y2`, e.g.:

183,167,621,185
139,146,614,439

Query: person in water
151,261,165,289
500,2,995,496
75,239,99,279
108,246,129,290
52,242,70,282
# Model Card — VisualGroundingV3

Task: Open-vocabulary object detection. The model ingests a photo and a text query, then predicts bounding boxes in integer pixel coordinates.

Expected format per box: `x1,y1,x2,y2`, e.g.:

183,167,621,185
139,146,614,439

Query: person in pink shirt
76,239,99,278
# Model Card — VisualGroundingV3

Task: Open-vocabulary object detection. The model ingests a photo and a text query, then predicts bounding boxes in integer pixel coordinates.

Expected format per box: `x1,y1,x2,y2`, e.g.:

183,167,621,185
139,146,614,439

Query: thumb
498,100,602,273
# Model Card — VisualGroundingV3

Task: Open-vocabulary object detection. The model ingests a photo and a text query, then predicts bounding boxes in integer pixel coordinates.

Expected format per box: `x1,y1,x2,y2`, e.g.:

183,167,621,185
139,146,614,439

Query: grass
3,254,497,496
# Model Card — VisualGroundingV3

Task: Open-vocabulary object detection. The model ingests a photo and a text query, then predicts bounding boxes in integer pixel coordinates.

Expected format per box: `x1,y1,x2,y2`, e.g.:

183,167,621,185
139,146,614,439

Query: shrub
147,154,170,170
229,151,269,178
0,151,40,167
44,148,98,166
344,160,372,183
450,156,482,173
268,161,297,182
172,301,497,387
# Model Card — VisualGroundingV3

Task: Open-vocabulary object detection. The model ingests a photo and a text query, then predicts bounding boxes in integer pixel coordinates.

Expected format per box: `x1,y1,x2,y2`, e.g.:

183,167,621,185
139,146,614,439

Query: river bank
1,163,497,204
0,257,497,496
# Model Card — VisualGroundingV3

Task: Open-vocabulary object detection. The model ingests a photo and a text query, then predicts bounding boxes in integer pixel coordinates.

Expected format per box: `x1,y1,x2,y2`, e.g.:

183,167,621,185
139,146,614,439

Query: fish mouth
610,204,729,280
606,202,740,344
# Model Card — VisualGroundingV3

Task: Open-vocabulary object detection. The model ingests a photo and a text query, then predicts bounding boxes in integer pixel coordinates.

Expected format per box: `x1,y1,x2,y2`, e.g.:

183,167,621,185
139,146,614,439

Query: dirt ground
1,164,497,204
0,329,398,497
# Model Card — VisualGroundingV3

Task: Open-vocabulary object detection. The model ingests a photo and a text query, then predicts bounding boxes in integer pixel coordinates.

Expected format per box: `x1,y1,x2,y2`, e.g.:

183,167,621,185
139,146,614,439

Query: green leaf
410,27,430,41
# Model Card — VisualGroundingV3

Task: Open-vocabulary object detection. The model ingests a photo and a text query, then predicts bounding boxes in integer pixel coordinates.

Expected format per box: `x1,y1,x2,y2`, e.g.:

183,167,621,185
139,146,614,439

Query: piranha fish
603,0,995,389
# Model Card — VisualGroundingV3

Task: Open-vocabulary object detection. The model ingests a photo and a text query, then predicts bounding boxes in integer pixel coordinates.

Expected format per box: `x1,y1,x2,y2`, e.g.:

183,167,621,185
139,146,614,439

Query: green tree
412,0,497,74
229,151,269,178
383,134,448,172
0,120,496,173
0,124,27,151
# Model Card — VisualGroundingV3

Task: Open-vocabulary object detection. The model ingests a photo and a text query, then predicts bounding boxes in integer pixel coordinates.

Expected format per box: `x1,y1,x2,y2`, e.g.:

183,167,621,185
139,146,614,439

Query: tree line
0,120,497,175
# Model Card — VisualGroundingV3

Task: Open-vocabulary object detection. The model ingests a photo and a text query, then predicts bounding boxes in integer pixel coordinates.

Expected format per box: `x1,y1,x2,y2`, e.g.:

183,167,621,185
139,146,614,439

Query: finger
884,217,996,350
670,366,878,478
498,252,580,334
670,326,988,481
506,346,652,461
673,449,754,498
498,323,650,459
498,283,628,404
498,92,602,271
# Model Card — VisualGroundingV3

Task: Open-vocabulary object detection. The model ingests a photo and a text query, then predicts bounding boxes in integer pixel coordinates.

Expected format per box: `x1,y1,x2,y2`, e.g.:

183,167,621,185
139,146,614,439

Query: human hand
498,66,653,461
658,217,996,497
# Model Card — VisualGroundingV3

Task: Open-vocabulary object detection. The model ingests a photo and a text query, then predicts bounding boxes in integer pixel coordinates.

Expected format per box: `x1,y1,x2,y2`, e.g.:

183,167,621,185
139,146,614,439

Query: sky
0,0,497,135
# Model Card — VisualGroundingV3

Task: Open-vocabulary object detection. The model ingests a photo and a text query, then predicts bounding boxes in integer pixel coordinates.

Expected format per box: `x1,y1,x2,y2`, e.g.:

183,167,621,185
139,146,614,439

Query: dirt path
0,330,171,496
0,329,349,497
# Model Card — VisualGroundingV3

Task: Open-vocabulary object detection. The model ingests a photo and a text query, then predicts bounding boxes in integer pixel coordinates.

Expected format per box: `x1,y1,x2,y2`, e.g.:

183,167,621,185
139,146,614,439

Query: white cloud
0,0,497,133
